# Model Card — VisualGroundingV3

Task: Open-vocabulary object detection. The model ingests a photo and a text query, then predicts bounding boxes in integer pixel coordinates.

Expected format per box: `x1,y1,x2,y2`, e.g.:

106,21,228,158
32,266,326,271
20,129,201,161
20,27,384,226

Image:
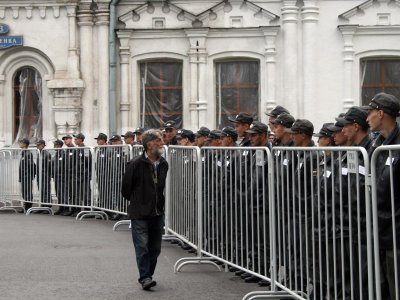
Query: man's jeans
131,215,164,282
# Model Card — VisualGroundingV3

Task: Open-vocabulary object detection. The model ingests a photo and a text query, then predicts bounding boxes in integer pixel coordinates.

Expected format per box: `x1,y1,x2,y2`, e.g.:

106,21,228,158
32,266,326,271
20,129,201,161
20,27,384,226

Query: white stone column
66,5,80,78
0,78,4,146
338,25,357,111
78,2,94,138
185,29,209,130
301,0,319,119
281,0,299,116
95,1,110,134
118,31,131,134
262,27,279,116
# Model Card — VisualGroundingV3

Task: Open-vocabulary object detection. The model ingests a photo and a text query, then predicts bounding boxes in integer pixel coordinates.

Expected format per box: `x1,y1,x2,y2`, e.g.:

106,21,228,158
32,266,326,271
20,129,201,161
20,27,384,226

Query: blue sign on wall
0,24,10,35
0,36,23,49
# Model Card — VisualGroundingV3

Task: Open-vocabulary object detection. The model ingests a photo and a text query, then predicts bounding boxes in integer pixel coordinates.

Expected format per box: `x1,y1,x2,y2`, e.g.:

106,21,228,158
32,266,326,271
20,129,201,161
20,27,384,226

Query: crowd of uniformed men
16,92,400,299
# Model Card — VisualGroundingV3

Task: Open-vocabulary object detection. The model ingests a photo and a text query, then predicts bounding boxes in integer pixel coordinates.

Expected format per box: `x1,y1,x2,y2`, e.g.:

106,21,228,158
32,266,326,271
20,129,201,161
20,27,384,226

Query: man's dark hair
142,129,162,151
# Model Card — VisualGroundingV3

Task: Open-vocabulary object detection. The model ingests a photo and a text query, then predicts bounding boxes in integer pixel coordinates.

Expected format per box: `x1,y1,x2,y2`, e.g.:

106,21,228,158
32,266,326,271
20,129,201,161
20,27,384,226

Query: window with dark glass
216,60,259,128
13,67,42,144
139,61,183,129
361,59,400,105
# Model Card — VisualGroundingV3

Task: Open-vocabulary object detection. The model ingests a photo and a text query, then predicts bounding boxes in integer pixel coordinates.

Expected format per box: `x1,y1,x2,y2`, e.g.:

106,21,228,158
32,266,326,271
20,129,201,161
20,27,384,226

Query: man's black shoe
170,240,179,244
141,278,156,290
258,279,270,287
228,266,238,272
240,272,252,279
188,248,197,253
244,276,261,283
62,210,73,216
181,244,191,250
235,270,245,276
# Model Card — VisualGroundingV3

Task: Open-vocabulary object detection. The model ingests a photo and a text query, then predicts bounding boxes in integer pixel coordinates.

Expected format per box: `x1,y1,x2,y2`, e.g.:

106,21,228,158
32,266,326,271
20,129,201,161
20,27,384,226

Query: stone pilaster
117,30,131,134
66,5,80,78
338,25,357,111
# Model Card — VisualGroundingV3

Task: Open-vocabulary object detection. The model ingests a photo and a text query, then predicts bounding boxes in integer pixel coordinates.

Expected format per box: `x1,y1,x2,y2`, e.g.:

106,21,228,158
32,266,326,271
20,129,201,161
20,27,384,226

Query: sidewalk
0,213,266,300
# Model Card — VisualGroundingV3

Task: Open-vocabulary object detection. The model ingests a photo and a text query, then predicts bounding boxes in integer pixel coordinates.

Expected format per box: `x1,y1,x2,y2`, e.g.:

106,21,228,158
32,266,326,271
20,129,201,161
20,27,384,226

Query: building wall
0,0,399,146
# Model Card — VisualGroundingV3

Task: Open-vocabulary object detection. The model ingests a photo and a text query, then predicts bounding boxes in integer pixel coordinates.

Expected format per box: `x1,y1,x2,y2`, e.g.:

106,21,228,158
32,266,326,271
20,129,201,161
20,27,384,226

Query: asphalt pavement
0,212,266,300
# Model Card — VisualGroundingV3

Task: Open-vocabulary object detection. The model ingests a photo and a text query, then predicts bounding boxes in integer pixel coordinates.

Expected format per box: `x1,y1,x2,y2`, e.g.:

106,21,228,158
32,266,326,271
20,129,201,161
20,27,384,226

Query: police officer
122,131,135,146
52,139,67,215
36,139,52,211
133,127,145,145
366,92,400,300
163,121,178,146
229,113,253,146
60,135,76,216
271,113,295,147
195,127,210,147
176,129,195,146
285,119,316,294
94,133,108,212
18,138,36,211
265,105,290,142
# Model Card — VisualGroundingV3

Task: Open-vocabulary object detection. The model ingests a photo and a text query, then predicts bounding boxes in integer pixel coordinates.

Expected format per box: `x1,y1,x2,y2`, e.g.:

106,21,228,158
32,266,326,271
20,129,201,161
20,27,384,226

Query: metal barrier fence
371,145,400,300
0,148,39,213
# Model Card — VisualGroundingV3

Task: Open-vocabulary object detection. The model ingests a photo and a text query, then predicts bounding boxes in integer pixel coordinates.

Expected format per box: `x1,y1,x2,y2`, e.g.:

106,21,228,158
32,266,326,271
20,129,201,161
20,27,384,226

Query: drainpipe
109,0,120,134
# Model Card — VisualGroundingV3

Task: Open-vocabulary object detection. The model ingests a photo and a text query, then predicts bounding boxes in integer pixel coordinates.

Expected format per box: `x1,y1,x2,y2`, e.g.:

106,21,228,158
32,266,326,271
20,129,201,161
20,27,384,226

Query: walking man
121,129,168,290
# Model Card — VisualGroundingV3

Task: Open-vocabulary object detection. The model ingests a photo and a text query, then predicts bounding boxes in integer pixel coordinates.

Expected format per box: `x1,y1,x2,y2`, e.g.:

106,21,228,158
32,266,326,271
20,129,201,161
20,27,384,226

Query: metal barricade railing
252,146,373,300
371,144,400,300
0,148,40,214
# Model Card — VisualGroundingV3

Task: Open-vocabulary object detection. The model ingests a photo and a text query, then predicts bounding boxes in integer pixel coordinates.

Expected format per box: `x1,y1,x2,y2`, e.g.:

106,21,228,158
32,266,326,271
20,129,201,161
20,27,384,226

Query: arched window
215,60,260,128
13,67,42,144
139,60,183,129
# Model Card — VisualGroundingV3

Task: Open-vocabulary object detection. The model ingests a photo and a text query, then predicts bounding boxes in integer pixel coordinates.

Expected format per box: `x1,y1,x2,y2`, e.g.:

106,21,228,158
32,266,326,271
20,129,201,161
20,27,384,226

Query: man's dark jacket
369,124,400,249
121,153,168,220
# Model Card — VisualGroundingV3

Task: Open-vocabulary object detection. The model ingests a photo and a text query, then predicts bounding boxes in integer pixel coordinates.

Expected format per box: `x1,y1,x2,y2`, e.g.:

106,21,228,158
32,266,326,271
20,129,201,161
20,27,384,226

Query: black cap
177,129,195,142
246,121,270,134
109,134,121,141
133,127,145,134
53,139,64,146
228,112,253,124
121,131,135,138
272,113,295,128
36,139,46,145
94,133,108,141
363,92,400,117
335,106,369,129
19,138,30,145
313,123,335,137
285,119,314,136
62,135,73,140
164,120,176,129
208,130,222,139
196,126,210,137
265,105,290,117
221,126,238,140
73,133,85,140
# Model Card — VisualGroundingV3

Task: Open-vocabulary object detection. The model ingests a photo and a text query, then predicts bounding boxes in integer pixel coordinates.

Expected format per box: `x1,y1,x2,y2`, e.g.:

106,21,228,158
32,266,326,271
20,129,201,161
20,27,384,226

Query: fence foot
77,211,109,221
113,220,131,231
0,207,19,213
242,290,300,300
174,257,222,273
26,207,53,216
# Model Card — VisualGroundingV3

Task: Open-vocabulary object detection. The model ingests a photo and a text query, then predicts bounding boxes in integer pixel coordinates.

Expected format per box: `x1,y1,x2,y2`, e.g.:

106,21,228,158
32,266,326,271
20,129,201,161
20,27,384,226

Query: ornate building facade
0,0,399,146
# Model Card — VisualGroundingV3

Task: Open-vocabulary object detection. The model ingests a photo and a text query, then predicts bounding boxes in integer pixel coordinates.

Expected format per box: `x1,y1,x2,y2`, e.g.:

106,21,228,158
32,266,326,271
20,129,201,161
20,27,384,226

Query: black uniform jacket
369,124,400,249
121,153,169,220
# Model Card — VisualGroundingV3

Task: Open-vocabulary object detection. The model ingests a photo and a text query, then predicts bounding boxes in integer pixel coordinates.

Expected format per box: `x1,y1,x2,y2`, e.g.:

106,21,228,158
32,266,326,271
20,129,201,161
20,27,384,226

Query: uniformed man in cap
52,139,67,215
366,92,400,300
18,138,36,211
36,139,52,210
271,113,295,147
71,133,92,217
195,127,210,147
163,121,178,146
176,129,195,146
133,127,145,145
94,133,108,212
60,135,76,216
240,122,271,283
122,131,135,146
229,112,253,147
285,119,316,294
95,133,108,146
265,105,290,138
